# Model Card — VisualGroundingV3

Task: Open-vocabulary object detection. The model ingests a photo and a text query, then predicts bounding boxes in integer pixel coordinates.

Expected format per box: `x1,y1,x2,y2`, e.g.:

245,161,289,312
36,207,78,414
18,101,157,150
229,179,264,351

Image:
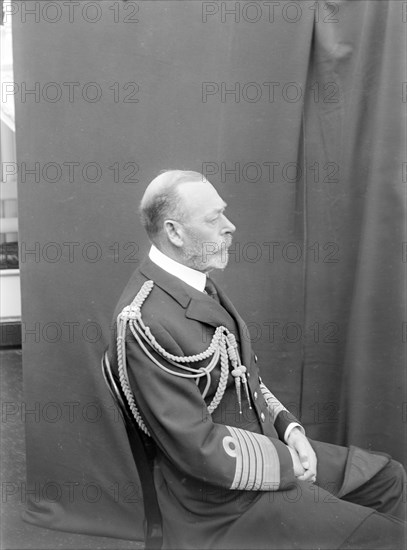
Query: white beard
183,240,230,273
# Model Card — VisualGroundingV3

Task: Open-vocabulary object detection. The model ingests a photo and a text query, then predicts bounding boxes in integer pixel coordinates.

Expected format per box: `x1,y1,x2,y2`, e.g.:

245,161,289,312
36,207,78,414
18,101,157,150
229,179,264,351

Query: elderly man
109,170,405,549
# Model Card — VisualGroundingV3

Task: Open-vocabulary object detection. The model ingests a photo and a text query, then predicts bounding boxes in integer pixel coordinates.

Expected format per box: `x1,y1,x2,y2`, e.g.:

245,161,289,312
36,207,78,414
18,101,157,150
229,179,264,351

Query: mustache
222,236,233,249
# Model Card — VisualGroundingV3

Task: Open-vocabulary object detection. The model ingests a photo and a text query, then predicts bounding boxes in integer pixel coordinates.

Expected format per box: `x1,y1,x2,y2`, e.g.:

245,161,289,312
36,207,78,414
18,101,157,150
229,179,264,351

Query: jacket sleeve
260,382,305,442
120,324,297,492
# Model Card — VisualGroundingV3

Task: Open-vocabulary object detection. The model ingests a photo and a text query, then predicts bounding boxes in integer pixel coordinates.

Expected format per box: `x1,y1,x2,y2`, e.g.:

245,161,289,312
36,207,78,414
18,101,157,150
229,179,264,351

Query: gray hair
140,170,205,240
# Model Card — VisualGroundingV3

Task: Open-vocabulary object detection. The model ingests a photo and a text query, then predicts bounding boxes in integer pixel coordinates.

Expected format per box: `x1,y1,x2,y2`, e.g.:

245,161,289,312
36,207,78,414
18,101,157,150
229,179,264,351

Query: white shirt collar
149,245,207,293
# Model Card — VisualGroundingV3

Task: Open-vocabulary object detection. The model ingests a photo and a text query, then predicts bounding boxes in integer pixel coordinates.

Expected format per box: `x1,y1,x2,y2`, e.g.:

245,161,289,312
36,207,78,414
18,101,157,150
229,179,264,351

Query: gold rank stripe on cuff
260,383,287,422
224,426,280,491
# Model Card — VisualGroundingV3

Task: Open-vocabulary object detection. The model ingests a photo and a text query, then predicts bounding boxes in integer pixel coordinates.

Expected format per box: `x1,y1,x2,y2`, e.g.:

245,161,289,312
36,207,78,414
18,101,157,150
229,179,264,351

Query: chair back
101,349,163,550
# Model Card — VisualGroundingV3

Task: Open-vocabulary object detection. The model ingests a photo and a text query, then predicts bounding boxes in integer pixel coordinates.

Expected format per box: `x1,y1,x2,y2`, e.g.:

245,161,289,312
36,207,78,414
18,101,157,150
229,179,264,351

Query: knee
389,460,406,479
386,460,406,491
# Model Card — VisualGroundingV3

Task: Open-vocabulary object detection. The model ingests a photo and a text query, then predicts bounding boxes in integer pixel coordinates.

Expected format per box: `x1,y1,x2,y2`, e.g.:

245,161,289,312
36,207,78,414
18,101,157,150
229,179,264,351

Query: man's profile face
176,179,236,273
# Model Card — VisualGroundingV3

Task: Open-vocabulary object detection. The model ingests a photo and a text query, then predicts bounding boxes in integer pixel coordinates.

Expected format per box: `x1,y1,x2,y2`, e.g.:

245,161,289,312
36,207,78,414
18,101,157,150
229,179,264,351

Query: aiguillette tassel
241,372,252,410
231,369,243,414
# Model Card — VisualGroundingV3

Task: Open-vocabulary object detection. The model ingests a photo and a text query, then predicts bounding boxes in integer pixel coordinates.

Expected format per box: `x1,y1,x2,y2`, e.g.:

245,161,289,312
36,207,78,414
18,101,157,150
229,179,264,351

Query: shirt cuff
284,422,305,443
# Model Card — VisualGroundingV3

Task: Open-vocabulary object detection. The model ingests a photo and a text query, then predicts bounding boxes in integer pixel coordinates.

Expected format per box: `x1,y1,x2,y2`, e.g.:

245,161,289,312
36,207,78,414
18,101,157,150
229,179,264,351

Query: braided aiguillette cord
117,281,249,433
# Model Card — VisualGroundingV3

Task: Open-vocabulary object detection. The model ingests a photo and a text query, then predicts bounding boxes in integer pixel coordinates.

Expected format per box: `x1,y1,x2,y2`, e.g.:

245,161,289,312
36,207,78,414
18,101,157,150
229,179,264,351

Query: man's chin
186,249,229,272
205,256,229,272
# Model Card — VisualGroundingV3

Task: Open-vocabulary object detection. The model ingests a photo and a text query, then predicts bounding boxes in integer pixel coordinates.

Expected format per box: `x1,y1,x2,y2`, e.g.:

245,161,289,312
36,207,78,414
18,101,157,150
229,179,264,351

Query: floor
1,348,142,550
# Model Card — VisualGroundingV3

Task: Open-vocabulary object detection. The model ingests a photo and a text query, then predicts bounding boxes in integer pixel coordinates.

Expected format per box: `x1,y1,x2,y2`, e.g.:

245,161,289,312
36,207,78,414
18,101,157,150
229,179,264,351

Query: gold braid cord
116,280,250,436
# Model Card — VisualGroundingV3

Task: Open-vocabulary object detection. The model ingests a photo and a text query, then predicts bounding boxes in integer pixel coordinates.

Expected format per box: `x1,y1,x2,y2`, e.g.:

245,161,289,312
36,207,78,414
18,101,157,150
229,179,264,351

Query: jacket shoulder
112,268,148,321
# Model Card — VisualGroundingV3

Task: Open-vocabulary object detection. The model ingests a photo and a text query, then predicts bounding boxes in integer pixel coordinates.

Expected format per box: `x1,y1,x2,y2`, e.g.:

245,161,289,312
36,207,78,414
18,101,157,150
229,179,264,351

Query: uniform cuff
283,422,305,443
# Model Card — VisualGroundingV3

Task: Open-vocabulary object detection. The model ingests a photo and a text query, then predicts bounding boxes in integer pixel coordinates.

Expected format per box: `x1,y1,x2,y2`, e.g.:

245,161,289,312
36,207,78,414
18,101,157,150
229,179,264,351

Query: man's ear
163,219,184,248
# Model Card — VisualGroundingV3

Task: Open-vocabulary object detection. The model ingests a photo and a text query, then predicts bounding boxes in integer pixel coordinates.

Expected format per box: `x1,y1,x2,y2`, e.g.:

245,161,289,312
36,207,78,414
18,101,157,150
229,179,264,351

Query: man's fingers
297,445,311,467
297,470,317,483
289,434,318,481
298,450,317,479
300,457,309,469
308,450,318,477
297,470,315,482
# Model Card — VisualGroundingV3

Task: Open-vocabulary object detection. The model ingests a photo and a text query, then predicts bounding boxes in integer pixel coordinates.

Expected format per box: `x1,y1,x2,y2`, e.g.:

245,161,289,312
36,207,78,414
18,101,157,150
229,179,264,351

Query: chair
101,349,163,550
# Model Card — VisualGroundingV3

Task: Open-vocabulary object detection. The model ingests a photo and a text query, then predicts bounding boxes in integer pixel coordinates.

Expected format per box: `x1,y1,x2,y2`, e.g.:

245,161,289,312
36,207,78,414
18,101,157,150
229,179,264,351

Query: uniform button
254,391,258,400
260,412,265,422
254,354,258,363
247,372,250,378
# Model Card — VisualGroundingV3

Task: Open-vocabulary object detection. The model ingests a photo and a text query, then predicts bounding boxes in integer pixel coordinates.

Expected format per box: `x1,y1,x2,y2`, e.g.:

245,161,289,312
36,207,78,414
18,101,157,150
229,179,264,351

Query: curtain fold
300,1,405,461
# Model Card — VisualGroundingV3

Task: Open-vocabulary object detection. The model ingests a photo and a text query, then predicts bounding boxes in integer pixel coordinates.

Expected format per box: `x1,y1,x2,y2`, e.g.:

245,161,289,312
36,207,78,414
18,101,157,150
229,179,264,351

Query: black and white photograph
1,1,406,549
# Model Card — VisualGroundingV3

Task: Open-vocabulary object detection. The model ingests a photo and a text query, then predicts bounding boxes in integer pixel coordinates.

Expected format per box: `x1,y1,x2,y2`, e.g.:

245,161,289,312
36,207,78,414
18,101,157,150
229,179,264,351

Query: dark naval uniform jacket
109,258,387,550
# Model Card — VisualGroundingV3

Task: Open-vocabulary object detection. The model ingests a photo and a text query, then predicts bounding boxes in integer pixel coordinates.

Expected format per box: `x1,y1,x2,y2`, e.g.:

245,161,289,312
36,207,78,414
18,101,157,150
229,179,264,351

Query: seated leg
339,511,405,550
341,459,406,519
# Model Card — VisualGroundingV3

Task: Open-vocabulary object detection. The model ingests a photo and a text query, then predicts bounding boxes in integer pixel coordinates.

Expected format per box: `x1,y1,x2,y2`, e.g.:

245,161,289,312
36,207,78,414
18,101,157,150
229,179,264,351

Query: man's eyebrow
208,203,227,216
203,202,228,219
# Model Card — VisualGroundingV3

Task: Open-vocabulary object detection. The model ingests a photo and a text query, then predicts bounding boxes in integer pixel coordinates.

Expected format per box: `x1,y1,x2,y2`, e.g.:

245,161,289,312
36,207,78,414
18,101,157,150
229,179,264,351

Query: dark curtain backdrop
13,0,405,540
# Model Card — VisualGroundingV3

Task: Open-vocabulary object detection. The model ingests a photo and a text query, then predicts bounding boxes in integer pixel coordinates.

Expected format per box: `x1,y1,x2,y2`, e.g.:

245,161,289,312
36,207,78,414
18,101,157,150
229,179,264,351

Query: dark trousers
307,439,406,549
339,459,406,549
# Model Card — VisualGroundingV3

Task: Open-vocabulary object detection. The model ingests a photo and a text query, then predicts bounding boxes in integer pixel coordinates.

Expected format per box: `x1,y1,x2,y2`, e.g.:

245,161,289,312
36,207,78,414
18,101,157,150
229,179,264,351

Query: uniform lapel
185,295,237,336
139,258,238,336
139,259,253,367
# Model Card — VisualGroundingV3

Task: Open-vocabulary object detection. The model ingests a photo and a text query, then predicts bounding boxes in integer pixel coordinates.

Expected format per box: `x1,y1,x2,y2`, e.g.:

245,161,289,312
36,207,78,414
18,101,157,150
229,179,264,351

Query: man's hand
286,427,317,482
287,445,306,477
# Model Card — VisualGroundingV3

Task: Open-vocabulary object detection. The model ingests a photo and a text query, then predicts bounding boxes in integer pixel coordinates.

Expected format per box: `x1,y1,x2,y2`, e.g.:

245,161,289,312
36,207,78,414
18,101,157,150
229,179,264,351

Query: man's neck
149,245,207,292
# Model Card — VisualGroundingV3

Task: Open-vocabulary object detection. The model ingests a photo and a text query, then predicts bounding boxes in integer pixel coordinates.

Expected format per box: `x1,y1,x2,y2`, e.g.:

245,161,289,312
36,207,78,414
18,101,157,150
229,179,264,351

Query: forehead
177,180,226,218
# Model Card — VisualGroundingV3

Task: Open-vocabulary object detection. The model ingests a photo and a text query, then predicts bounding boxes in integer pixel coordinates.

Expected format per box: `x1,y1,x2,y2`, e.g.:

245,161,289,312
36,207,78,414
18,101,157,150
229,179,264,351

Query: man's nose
223,215,236,234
